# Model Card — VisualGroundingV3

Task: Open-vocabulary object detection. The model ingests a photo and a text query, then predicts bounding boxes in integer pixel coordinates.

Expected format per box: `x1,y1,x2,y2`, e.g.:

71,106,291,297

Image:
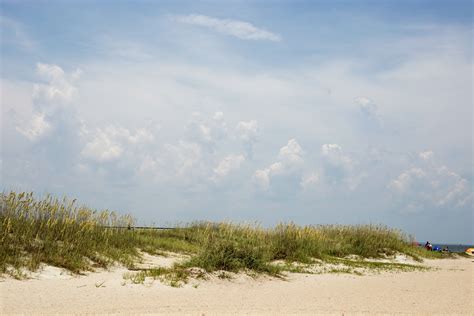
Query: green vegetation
1,191,446,283
322,257,429,273
123,266,197,287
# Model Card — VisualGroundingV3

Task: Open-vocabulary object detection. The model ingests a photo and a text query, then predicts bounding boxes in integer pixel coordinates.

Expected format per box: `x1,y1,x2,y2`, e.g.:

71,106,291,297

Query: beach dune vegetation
0,191,443,279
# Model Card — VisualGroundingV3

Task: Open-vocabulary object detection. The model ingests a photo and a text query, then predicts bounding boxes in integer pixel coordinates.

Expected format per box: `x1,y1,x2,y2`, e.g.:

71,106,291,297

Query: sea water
428,244,473,253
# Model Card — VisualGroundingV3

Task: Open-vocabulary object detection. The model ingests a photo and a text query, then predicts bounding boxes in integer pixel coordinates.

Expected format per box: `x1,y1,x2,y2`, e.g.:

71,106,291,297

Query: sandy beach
1,256,472,315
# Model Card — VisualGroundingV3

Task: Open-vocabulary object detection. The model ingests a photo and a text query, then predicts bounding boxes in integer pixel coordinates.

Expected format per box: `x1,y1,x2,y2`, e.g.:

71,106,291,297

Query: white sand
1,257,472,315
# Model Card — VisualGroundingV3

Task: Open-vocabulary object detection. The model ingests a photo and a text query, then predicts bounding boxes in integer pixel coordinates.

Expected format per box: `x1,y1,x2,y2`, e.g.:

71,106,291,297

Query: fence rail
103,226,176,230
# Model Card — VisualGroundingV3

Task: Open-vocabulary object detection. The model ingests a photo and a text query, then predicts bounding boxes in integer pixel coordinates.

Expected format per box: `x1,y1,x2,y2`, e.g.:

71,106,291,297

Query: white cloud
254,169,270,189
389,167,426,192
199,124,212,141
138,155,161,176
356,96,380,123
320,144,367,191
81,128,124,162
15,112,51,141
13,63,81,142
213,154,245,179
419,150,434,161
435,166,470,207
213,111,224,120
81,125,155,162
321,144,353,171
127,128,154,144
174,14,281,42
389,152,472,210
235,120,259,157
165,141,203,178
279,138,303,166
185,112,227,148
236,120,259,142
300,172,319,190
254,139,303,189
254,162,283,189
33,63,80,106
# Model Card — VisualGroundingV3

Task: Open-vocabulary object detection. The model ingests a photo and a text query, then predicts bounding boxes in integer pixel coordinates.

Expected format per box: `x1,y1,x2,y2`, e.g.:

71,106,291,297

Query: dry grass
1,191,445,280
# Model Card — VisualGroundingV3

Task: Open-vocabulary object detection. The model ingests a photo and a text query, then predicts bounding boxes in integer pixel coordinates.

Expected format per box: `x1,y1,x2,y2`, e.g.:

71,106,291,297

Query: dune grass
1,191,444,279
1,191,141,274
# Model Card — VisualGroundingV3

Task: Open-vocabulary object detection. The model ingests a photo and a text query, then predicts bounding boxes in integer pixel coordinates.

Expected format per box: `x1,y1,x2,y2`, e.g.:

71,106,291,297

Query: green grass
322,256,429,272
124,266,193,287
1,191,445,281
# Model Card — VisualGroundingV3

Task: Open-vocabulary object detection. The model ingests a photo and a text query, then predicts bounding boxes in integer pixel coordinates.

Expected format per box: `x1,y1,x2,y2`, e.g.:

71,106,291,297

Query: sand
1,256,472,315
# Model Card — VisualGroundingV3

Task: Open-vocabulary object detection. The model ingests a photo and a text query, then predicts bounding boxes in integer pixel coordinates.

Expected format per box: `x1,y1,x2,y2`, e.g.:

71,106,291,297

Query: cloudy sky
1,0,472,243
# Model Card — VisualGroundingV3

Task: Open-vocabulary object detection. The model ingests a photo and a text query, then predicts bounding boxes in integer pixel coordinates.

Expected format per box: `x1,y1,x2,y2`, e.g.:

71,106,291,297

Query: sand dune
1,257,472,315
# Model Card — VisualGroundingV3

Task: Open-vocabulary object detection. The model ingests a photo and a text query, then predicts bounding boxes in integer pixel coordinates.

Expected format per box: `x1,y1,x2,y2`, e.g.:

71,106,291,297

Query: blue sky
1,0,472,243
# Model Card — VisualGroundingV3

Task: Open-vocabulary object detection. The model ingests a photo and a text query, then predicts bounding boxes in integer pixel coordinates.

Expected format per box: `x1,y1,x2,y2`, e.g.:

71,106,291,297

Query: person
425,241,432,251
442,246,449,252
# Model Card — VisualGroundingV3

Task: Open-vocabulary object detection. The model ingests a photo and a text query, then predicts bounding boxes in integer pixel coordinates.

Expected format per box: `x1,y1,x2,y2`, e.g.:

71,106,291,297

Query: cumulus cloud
356,96,383,127
76,111,250,189
254,139,303,189
174,14,281,42
81,125,155,162
140,147,207,187
389,167,425,192
419,150,434,161
212,154,245,180
164,141,203,178
185,112,227,149
434,166,471,207
321,144,353,171
213,111,224,120
81,134,122,162
236,120,259,157
356,97,377,116
300,172,319,190
278,138,304,165
15,63,81,142
33,63,81,107
236,120,259,141
254,162,284,189
138,155,161,177
15,112,51,141
320,144,366,190
389,151,472,211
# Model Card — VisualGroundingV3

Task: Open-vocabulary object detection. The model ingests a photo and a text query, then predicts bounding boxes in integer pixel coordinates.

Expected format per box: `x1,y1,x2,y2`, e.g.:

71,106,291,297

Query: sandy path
1,258,472,315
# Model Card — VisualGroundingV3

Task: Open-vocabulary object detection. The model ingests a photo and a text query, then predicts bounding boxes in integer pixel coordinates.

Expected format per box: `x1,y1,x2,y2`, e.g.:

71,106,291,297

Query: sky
1,0,472,243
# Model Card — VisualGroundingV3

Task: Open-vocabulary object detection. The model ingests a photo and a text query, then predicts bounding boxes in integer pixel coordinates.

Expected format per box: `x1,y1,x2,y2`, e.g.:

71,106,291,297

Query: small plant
123,266,191,287
328,267,354,274
123,272,146,284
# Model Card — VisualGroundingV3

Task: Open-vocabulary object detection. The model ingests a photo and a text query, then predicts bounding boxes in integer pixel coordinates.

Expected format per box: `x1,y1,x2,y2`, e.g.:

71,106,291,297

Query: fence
103,226,176,230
